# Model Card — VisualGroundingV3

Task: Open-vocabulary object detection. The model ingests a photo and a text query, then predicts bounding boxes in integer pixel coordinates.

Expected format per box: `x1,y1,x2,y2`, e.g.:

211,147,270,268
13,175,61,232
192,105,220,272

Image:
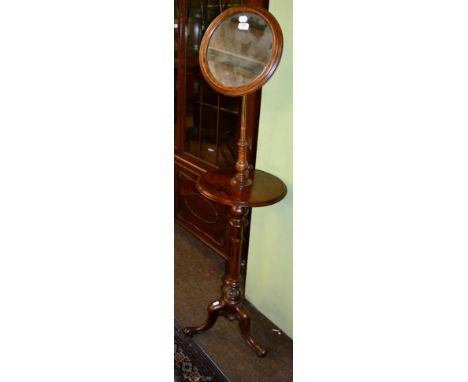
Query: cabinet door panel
175,162,229,258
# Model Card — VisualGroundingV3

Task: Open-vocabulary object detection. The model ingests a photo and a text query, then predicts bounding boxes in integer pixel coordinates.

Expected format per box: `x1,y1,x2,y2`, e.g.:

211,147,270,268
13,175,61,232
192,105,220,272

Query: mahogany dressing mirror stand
182,5,286,357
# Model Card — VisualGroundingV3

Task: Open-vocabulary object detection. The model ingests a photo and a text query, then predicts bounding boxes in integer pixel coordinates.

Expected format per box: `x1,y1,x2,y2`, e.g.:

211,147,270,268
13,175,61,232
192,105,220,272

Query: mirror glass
206,12,273,87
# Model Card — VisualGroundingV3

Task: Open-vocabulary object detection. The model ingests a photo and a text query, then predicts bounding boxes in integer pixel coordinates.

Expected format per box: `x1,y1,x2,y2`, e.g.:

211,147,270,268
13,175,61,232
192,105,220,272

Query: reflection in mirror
206,12,273,87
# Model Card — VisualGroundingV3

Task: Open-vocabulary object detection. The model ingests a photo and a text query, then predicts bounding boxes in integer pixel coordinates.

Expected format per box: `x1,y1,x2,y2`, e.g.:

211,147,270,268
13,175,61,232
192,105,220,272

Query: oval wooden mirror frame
199,5,283,97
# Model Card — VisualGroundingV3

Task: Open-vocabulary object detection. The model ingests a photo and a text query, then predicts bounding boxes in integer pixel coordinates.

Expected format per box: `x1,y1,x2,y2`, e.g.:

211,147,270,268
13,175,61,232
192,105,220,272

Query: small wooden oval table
183,167,287,357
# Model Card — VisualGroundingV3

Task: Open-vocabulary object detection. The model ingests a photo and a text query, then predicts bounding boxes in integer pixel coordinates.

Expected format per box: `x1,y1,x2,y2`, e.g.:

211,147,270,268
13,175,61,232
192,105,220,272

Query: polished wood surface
230,95,253,189
199,5,283,97
187,159,286,358
175,162,231,257
197,167,286,207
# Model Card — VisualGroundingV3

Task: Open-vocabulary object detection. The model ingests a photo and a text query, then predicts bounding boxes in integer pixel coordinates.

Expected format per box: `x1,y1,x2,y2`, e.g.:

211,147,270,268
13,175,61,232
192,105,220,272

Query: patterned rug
174,320,229,382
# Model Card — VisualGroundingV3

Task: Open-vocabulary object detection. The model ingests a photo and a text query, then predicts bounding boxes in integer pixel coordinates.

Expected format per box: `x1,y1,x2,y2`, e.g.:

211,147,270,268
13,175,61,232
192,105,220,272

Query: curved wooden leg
235,305,267,357
182,205,269,357
183,299,225,337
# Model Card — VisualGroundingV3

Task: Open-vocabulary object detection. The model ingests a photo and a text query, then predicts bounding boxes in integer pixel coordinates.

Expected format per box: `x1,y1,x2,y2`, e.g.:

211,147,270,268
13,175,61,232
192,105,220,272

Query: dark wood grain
199,5,283,97
197,167,286,207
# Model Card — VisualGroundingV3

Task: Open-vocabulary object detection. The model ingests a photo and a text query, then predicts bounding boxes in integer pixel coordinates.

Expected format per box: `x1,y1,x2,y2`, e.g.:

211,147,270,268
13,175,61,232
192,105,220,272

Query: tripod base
183,299,267,358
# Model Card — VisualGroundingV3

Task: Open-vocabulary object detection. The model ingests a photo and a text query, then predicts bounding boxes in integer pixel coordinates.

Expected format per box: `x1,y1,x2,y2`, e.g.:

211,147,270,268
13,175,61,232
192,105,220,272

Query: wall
245,0,293,338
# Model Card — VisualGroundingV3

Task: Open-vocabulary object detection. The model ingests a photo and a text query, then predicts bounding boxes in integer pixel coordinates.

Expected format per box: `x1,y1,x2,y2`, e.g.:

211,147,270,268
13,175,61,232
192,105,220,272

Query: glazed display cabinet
174,0,269,264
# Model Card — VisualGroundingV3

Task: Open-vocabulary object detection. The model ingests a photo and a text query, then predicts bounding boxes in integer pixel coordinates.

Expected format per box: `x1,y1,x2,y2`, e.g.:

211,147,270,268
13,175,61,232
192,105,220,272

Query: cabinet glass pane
183,0,243,167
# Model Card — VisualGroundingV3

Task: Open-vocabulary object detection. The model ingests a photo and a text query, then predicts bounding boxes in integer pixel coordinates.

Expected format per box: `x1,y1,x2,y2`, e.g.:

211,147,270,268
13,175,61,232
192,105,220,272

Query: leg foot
236,305,267,357
183,300,225,337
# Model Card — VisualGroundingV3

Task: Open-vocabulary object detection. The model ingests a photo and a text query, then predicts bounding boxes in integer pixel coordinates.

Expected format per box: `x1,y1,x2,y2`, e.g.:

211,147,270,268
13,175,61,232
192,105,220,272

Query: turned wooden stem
231,95,252,189
222,206,248,305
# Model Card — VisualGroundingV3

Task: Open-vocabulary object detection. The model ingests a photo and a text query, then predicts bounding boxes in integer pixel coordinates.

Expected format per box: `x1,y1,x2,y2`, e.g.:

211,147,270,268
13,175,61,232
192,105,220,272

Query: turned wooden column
223,205,247,307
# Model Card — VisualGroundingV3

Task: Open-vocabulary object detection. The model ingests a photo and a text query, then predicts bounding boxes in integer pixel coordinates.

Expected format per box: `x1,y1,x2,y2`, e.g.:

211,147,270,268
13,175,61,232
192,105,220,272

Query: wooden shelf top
196,167,287,208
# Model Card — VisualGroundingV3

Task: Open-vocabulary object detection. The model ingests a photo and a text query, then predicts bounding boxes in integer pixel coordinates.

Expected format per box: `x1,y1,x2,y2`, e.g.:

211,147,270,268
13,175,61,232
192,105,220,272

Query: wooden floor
175,224,293,382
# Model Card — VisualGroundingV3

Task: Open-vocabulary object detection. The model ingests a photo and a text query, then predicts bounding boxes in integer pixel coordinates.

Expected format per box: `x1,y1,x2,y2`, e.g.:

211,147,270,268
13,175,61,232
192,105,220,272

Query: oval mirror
199,5,283,97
